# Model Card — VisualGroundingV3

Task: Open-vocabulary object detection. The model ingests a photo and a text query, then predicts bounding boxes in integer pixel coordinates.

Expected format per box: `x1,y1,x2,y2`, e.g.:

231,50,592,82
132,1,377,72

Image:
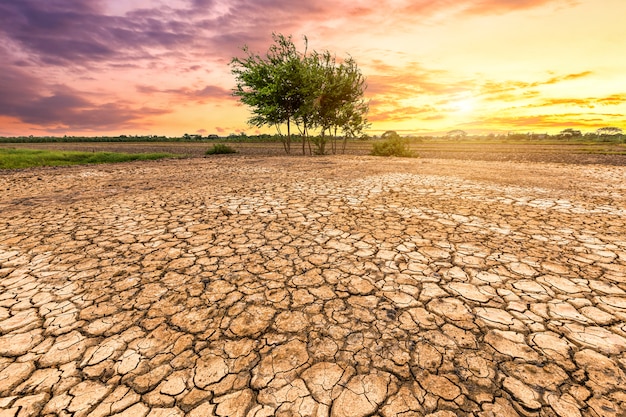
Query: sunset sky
1,0,624,137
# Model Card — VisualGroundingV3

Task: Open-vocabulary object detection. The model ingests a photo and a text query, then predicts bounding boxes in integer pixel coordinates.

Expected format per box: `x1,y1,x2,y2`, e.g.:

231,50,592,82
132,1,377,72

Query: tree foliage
381,131,400,140
596,126,623,135
559,128,582,137
231,34,369,155
447,129,467,138
370,135,415,157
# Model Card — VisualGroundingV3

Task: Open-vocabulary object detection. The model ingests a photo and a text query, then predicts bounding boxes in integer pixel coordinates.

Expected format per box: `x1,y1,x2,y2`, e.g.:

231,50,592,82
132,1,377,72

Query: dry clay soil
1,155,626,417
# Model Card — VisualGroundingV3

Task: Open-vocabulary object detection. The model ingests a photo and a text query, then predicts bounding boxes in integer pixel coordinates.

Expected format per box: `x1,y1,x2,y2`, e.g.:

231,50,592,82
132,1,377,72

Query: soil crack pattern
1,155,625,416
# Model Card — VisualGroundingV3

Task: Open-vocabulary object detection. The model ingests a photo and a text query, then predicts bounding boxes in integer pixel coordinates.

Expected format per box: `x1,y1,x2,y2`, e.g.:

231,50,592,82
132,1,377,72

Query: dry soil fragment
331,372,393,417
214,389,253,417
301,362,347,405
0,328,43,357
228,305,276,337
194,356,229,389
562,323,626,355
38,330,91,367
502,376,542,410
0,361,35,396
252,340,309,389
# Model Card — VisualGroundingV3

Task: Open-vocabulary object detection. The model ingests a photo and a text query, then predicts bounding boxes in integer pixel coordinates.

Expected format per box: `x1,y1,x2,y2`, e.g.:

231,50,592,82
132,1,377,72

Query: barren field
2,141,626,166
1,154,626,416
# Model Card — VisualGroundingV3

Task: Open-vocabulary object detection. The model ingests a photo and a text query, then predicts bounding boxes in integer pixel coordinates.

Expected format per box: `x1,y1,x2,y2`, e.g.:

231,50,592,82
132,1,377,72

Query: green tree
231,34,306,154
559,128,582,137
596,126,623,135
446,129,467,139
231,34,368,155
381,130,400,140
309,51,369,154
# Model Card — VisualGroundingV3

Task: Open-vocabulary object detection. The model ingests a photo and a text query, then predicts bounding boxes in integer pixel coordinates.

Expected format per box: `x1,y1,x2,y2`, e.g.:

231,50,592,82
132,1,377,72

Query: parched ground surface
1,155,626,417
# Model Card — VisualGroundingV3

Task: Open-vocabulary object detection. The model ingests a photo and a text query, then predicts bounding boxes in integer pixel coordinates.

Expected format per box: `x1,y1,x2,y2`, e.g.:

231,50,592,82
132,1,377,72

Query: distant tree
381,131,400,140
596,126,623,135
559,128,582,137
446,129,467,139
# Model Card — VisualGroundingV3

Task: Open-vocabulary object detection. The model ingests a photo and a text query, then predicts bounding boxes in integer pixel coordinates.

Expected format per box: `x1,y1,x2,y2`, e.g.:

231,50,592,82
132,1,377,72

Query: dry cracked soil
1,155,625,417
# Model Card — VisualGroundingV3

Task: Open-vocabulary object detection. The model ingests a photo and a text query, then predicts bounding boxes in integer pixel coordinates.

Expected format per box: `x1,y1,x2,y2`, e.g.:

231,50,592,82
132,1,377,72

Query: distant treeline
0,134,285,143
1,131,624,144
0,135,172,143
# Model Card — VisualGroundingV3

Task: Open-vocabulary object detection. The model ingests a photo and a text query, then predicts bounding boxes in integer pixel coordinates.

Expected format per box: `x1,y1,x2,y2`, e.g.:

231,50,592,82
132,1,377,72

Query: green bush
205,144,238,155
370,136,416,157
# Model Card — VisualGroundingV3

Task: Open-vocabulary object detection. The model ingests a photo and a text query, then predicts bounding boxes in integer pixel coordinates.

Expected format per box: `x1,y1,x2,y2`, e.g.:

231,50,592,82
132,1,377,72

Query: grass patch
205,144,238,155
0,148,176,169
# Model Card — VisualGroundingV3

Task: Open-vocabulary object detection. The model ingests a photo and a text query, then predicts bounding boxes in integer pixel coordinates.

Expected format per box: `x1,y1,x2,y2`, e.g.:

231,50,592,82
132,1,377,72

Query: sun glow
452,98,476,113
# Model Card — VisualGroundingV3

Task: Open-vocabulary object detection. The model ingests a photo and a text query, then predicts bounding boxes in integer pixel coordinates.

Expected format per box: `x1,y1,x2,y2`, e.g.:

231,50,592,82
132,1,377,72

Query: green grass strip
0,148,177,169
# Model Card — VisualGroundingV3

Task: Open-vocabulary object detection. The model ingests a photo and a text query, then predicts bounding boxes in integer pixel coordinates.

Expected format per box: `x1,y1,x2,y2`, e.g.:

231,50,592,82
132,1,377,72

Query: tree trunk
286,116,291,154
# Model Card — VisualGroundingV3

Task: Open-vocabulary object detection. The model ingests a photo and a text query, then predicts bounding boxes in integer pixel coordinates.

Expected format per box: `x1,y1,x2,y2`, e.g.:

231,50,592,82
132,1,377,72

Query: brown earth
1,153,625,416
2,140,626,166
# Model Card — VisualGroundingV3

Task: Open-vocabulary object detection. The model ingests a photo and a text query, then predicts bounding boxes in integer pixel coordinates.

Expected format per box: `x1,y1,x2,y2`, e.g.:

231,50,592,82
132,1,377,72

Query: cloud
542,94,626,109
136,84,233,103
0,0,200,66
366,62,467,101
463,0,578,15
596,94,626,105
0,0,581,69
0,62,169,131
478,71,594,99
462,112,624,130
542,71,593,85
506,93,626,110
368,105,439,122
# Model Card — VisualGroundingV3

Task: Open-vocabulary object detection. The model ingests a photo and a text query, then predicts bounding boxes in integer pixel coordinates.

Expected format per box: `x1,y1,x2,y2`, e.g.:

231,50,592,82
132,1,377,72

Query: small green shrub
205,144,237,155
370,136,416,157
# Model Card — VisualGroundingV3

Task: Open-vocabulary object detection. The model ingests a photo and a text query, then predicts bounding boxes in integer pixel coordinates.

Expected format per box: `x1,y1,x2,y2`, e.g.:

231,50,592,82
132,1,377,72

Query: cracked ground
1,155,625,417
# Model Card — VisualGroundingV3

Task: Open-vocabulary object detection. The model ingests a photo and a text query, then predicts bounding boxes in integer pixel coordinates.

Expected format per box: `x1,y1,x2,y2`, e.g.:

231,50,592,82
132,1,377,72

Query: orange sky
0,0,624,137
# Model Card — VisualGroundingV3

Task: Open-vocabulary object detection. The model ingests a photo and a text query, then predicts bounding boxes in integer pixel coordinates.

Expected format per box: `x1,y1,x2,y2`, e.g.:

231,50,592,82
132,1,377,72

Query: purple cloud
0,62,169,131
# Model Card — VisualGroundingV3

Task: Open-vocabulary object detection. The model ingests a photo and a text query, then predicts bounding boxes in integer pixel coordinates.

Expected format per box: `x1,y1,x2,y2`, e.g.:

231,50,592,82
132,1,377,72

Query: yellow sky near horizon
0,0,624,137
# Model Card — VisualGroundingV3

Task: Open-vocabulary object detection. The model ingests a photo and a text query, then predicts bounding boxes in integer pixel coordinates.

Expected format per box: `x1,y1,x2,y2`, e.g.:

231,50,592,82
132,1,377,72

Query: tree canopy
230,34,369,154
596,126,623,135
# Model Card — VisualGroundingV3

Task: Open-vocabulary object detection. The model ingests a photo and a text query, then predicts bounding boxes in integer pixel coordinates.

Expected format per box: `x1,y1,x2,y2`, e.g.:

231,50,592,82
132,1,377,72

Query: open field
1,154,626,416
1,140,626,166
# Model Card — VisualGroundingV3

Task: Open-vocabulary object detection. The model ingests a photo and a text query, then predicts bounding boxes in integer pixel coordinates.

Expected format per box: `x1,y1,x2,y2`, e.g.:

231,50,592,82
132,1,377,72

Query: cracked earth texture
1,155,625,417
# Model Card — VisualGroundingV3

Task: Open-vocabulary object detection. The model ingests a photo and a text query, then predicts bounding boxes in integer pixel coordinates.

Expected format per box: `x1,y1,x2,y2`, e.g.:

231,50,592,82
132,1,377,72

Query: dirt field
2,140,626,166
1,154,625,416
